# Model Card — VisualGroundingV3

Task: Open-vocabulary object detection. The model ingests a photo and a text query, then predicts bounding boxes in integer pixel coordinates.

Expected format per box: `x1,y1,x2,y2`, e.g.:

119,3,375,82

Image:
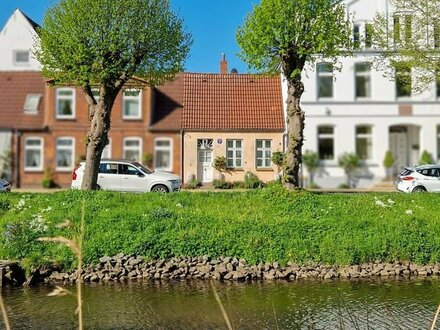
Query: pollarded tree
373,0,440,90
237,0,352,189
35,0,192,190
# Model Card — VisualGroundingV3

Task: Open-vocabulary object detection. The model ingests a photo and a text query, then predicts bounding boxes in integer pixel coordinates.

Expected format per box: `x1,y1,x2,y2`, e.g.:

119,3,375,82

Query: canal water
2,278,439,329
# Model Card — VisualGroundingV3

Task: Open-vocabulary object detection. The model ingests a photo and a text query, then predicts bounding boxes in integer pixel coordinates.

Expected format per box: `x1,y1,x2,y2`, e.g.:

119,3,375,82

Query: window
123,138,142,161
393,16,401,44
396,66,412,97
56,88,75,119
404,15,412,43
256,140,272,168
14,50,29,65
101,139,111,159
154,138,172,171
317,63,333,98
434,23,440,49
356,126,373,160
56,137,75,171
123,89,141,119
23,94,41,113
318,126,334,160
99,163,118,174
226,139,243,168
25,137,43,171
353,25,360,48
365,23,373,48
355,62,372,98
92,88,100,103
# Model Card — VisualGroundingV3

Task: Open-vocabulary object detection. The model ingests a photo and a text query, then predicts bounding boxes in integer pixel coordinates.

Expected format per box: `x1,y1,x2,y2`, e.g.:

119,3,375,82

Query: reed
210,281,233,330
0,291,11,330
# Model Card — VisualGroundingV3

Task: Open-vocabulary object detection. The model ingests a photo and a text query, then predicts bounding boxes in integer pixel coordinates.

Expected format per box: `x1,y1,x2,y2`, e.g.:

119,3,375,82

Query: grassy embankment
0,184,439,270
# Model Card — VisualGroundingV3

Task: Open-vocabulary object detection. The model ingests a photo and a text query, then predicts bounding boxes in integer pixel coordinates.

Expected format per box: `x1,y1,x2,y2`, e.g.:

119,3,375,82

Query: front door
198,149,213,183
390,132,408,176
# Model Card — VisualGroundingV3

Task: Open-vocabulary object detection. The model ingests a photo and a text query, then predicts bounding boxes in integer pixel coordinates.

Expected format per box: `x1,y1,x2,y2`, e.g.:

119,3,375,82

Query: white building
298,0,440,188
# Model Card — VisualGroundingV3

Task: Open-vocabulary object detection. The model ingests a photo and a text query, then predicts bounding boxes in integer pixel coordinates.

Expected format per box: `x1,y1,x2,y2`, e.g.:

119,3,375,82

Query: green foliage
303,150,320,186
185,178,200,189
41,167,56,189
244,172,265,189
142,153,153,168
236,0,352,75
35,0,192,87
2,189,440,269
338,152,360,188
383,150,394,168
373,0,440,91
271,151,284,168
212,180,233,189
419,150,434,165
212,156,227,173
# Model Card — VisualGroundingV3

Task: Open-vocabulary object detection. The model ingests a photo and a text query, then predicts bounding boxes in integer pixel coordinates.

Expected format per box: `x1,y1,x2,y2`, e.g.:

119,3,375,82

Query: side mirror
137,172,145,178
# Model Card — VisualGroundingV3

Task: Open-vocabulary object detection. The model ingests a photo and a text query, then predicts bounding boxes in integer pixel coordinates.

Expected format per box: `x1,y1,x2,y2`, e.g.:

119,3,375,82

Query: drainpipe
180,129,184,184
14,129,21,188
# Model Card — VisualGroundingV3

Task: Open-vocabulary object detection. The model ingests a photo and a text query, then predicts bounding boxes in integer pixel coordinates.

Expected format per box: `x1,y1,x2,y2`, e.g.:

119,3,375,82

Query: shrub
244,172,265,189
303,150,320,186
419,150,433,165
142,153,153,168
185,178,200,189
41,168,56,188
212,179,233,189
338,152,360,188
212,156,227,173
232,181,245,189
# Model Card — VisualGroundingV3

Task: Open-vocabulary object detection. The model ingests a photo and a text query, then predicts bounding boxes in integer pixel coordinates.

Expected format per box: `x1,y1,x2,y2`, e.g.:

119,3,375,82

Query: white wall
0,9,41,71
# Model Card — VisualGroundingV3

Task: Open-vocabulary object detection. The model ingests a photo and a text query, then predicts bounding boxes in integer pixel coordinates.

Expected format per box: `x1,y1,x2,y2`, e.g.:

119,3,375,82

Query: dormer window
23,94,41,114
14,50,30,65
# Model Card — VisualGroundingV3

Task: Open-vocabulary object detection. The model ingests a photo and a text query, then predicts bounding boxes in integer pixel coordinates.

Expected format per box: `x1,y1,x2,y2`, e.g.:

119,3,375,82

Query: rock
99,256,112,264
263,273,275,280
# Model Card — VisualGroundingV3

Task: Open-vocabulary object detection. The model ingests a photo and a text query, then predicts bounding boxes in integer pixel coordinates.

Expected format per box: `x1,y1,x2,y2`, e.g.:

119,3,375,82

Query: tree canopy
373,0,440,90
35,0,192,190
237,0,352,188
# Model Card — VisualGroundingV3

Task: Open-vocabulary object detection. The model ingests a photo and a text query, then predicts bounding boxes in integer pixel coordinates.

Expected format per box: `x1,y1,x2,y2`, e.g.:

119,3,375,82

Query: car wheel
412,186,427,193
151,184,169,193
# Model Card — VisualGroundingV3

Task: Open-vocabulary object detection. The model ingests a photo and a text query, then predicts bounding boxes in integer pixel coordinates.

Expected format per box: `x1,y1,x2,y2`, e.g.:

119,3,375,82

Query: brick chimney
220,53,228,74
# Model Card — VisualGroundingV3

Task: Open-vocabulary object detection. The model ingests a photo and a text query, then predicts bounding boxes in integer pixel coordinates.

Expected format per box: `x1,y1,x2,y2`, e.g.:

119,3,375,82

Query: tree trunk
283,79,305,189
81,87,119,190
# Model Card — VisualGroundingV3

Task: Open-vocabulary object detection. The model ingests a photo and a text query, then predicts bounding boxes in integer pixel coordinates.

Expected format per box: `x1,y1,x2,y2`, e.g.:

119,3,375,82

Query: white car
0,179,11,192
396,164,440,193
71,160,181,193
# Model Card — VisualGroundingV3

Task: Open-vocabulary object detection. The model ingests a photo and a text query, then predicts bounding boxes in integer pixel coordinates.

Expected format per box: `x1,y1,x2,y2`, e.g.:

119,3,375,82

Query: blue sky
0,0,258,73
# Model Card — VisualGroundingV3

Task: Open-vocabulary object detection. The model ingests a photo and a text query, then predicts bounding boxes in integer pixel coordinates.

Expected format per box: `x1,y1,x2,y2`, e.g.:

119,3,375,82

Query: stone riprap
40,254,440,284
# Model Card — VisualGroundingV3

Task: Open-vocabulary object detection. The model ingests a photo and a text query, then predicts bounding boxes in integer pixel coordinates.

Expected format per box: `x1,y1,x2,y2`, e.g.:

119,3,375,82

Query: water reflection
2,278,439,329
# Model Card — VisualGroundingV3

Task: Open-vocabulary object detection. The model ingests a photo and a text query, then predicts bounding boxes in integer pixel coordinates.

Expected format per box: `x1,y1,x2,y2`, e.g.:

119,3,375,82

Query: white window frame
318,126,335,161
355,62,372,99
123,137,142,162
24,94,42,114
255,139,272,168
56,88,76,119
24,137,44,172
55,137,75,171
122,89,142,119
355,125,373,161
226,139,243,168
317,63,334,99
101,138,112,159
13,50,30,65
154,138,173,172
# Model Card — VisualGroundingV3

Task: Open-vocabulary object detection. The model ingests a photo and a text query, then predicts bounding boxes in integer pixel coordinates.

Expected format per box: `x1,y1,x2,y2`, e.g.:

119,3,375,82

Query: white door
198,150,213,182
390,132,408,175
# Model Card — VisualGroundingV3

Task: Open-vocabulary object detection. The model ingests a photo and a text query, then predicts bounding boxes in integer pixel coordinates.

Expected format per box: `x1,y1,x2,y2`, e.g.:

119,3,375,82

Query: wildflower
387,199,395,205
176,203,183,208
405,210,413,215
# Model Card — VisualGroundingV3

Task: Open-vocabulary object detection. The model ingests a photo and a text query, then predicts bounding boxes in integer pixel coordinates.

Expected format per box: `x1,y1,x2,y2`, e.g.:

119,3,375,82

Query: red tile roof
150,73,183,131
182,73,284,131
0,71,45,130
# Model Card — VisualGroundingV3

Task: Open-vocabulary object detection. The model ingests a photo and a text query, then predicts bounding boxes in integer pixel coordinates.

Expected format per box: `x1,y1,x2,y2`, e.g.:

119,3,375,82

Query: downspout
14,129,20,188
180,129,185,184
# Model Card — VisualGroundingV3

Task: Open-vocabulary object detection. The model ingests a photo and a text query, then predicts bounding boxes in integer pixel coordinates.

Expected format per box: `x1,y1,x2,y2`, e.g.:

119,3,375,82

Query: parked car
71,160,181,193
0,179,11,192
396,164,440,193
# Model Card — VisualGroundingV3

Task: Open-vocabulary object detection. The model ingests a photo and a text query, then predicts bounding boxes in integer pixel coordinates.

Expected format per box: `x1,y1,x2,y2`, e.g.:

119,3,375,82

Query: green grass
0,184,439,270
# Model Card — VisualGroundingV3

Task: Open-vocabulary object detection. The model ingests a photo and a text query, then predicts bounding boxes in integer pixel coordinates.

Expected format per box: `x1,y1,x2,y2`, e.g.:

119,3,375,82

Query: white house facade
297,0,440,188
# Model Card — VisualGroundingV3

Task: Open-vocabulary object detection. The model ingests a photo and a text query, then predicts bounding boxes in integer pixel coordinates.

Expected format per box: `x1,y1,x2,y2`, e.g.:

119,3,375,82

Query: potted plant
419,150,433,165
338,152,360,188
142,153,153,168
303,150,320,188
271,151,284,181
383,150,394,181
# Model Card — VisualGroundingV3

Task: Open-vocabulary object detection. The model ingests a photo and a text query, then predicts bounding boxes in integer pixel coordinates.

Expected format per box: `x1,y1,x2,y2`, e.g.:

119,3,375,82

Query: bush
419,150,434,165
41,168,56,188
184,178,200,189
212,179,233,189
244,172,265,189
233,181,245,189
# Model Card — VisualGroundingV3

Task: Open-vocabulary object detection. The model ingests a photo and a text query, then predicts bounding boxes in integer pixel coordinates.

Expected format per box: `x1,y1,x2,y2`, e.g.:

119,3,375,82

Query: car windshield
132,162,153,174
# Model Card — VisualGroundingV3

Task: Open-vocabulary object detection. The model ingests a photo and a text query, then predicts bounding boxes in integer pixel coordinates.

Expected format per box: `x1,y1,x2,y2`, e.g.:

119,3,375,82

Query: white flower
375,199,389,207
405,210,413,215
176,203,183,208
387,199,395,205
